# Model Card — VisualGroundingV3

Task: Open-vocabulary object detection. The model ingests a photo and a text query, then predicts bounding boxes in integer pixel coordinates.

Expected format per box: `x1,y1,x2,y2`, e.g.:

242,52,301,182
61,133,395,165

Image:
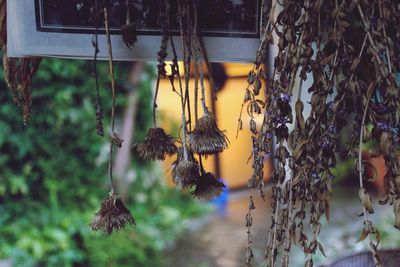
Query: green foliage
0,58,205,266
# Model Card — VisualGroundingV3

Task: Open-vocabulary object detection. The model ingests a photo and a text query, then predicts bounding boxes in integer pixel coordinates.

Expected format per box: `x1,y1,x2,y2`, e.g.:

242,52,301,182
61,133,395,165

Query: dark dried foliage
121,23,137,49
134,127,177,161
90,192,135,235
192,172,225,200
239,1,400,266
188,111,228,155
172,160,199,189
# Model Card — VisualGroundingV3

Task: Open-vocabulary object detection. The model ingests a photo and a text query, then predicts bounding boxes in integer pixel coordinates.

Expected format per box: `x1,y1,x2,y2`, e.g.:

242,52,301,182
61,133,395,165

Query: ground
165,186,393,267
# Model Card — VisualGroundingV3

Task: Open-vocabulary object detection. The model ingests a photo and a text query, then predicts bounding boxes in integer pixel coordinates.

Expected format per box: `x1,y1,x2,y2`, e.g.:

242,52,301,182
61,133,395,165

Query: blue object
210,178,229,216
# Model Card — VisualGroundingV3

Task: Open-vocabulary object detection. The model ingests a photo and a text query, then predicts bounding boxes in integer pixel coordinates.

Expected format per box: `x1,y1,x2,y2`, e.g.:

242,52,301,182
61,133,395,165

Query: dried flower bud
188,111,229,155
246,213,253,227
134,127,177,160
244,89,252,102
249,196,255,210
250,119,257,135
253,78,262,95
172,160,199,189
121,23,137,49
247,71,257,84
192,172,225,200
90,191,135,235
358,188,374,214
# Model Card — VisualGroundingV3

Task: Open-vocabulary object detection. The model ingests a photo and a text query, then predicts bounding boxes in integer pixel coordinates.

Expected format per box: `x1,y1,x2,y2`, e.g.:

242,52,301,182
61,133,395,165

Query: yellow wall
157,63,271,189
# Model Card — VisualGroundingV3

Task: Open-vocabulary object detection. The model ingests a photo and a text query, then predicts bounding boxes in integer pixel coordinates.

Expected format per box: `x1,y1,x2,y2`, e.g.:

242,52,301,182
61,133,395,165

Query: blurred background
0,59,399,267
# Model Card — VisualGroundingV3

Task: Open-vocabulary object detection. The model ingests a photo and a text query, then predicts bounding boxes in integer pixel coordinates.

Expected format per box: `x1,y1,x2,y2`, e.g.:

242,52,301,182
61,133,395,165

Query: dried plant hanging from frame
89,5,135,235
238,0,400,267
133,0,177,161
1,0,400,266
0,0,41,125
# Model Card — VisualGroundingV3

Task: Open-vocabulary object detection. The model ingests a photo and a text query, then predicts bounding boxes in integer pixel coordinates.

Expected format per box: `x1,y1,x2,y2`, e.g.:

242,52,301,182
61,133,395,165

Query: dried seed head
172,160,199,189
90,191,135,235
134,127,177,161
192,172,225,200
121,23,137,49
188,111,229,155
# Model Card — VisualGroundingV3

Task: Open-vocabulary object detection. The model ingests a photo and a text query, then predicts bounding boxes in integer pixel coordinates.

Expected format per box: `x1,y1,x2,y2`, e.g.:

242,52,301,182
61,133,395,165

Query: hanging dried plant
188,110,228,155
134,127,177,160
134,0,176,161
90,6,134,235
171,146,199,189
89,191,135,235
91,0,104,137
187,17,229,156
192,172,224,200
120,0,137,48
238,0,400,266
1,0,41,125
172,159,199,189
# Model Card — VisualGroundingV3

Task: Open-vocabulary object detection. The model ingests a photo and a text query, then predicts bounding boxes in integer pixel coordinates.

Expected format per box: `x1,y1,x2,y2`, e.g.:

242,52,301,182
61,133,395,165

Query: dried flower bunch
134,127,177,160
188,110,228,155
89,3,135,235
192,171,225,200
238,0,400,266
133,0,228,197
134,0,178,162
90,190,135,235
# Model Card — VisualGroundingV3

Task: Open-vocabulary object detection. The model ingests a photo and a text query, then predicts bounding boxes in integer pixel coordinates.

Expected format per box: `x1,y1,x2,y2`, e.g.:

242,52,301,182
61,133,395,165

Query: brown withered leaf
356,227,368,243
358,188,374,214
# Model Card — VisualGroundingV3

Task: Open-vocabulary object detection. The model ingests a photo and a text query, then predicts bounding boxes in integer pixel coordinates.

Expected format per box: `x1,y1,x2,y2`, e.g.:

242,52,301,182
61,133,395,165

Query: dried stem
104,7,117,193
358,80,382,267
153,77,160,127
92,0,104,137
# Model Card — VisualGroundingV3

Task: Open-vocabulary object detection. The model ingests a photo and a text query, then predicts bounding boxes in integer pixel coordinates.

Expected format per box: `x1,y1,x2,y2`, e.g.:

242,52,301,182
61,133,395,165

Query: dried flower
192,172,225,200
171,147,199,188
358,188,374,214
90,191,135,235
188,111,228,155
121,23,137,48
134,127,177,161
172,160,199,189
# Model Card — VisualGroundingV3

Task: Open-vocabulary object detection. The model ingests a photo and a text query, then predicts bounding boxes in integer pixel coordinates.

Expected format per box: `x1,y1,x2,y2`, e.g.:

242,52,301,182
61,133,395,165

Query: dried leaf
356,228,368,243
358,188,374,214
318,242,327,257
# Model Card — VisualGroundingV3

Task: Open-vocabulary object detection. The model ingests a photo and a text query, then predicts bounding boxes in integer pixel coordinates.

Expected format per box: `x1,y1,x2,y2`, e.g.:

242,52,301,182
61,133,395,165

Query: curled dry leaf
358,188,374,214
